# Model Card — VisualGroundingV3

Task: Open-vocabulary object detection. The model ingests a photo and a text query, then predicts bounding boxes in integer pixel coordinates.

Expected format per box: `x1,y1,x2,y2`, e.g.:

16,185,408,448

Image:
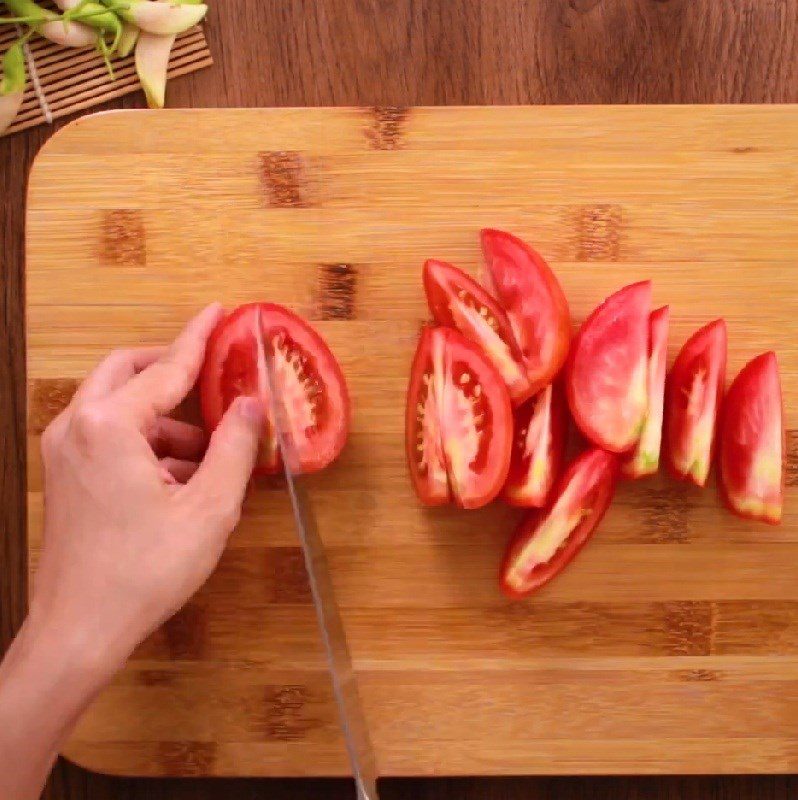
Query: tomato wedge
719,352,784,524
200,303,350,475
500,448,618,599
480,229,571,395
621,305,670,479
406,326,513,509
503,383,567,507
664,319,727,487
423,259,533,404
566,281,651,453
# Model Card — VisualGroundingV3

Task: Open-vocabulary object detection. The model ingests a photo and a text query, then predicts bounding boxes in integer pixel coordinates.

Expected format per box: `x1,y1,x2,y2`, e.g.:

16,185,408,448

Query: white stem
135,30,175,108
126,1,207,35
38,19,97,48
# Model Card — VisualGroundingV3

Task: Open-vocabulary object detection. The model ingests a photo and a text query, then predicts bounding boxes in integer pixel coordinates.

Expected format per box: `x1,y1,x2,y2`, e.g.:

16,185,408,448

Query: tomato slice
423,259,533,405
503,383,567,507
406,326,513,509
621,305,670,479
200,303,350,475
500,448,618,599
480,229,571,395
719,352,784,525
566,281,651,453
664,319,727,487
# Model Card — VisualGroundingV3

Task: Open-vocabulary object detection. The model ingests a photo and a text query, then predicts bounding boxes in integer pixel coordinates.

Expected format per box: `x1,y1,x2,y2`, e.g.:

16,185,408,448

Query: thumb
184,396,264,527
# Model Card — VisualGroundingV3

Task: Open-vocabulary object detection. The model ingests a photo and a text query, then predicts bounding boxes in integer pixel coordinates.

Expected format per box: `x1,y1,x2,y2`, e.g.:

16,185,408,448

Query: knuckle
71,402,113,438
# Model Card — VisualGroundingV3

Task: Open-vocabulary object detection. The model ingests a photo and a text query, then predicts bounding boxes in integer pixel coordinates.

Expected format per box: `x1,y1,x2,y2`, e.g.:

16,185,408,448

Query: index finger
117,303,225,419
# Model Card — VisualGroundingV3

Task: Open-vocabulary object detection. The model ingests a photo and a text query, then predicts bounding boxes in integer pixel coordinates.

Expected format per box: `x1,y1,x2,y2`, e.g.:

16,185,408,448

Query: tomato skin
480,229,571,395
664,319,727,488
405,326,513,510
423,259,534,405
566,281,652,454
621,305,670,479
503,382,567,507
200,303,350,476
719,352,784,525
500,448,618,599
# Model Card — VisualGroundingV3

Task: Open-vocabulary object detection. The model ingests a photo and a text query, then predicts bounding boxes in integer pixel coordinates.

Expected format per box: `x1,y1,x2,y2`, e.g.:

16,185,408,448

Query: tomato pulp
719,351,784,524
406,326,513,509
664,319,727,487
500,448,618,598
200,303,350,475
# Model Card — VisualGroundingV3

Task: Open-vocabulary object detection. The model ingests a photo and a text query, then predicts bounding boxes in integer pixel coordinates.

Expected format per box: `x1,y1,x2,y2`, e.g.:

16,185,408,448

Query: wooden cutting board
26,106,798,778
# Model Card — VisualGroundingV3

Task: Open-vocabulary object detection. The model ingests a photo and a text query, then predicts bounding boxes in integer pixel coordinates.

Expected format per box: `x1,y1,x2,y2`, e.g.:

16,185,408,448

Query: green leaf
0,41,26,96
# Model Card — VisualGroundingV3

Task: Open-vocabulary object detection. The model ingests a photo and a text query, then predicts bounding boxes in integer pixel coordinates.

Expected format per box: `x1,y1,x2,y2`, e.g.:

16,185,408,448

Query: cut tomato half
664,318,727,487
503,383,567,507
566,281,651,453
621,305,670,479
500,448,618,599
423,259,533,404
480,229,571,395
200,303,350,475
719,352,784,524
406,326,513,509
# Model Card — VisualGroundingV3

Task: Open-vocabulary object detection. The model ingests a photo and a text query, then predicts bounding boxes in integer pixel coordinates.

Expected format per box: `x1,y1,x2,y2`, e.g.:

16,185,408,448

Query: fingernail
237,396,264,423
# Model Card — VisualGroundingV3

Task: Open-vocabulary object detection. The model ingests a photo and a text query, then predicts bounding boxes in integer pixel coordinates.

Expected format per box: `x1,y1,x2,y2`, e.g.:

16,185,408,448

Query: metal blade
263,347,379,800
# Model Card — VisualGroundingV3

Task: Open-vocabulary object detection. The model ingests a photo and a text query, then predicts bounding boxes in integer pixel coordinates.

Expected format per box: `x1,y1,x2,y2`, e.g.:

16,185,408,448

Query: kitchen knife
263,348,380,800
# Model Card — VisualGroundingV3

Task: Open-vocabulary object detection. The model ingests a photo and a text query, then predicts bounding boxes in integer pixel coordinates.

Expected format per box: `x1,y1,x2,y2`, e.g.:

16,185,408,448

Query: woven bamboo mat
0,15,211,137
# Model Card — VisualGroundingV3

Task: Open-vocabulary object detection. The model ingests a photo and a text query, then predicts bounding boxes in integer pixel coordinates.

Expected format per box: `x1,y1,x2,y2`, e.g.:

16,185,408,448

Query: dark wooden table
3,2,798,798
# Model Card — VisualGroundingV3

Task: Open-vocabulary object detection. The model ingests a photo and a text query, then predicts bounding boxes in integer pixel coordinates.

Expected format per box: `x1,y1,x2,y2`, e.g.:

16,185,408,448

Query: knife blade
263,346,380,800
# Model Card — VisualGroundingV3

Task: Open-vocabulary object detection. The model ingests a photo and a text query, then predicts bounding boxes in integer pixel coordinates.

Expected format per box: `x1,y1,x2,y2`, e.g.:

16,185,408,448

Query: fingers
117,303,224,420
76,347,166,401
146,417,207,461
182,396,264,528
160,457,200,484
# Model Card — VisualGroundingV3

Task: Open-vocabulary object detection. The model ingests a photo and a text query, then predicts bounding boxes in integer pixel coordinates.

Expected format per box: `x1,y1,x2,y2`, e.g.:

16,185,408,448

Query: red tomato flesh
480,229,571,395
503,383,567,507
500,448,618,599
406,326,513,509
200,303,350,475
719,352,784,524
566,281,652,453
664,319,727,487
423,259,533,405
621,305,670,479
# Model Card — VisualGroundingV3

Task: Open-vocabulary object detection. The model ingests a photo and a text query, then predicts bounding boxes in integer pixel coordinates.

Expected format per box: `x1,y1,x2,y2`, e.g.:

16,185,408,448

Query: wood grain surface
3,1,798,798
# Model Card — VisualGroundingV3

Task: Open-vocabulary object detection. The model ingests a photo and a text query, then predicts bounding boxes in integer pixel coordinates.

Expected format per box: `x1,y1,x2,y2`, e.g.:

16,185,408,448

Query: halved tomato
664,319,727,487
423,259,533,404
500,448,618,599
719,352,784,524
566,281,651,453
406,326,513,509
503,383,567,507
200,303,350,475
621,305,670,479
480,229,571,395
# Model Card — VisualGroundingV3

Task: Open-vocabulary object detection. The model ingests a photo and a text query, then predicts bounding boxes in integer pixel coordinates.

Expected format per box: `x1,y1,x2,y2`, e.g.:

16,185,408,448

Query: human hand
31,303,264,674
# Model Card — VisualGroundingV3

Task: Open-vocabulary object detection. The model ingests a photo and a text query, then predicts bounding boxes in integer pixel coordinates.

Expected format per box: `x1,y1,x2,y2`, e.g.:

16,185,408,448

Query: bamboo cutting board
26,106,798,778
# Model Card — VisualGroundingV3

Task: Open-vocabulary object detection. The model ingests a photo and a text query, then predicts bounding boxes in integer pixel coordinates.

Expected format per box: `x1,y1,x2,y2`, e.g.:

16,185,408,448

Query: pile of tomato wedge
406,229,785,600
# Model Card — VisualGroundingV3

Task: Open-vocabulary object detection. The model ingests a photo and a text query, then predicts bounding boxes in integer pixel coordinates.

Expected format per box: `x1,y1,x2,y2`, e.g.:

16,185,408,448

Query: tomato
200,303,350,475
664,319,727,487
566,281,651,453
621,305,670,479
423,259,533,404
406,326,513,509
719,352,784,525
480,229,571,395
500,448,618,599
503,383,567,507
